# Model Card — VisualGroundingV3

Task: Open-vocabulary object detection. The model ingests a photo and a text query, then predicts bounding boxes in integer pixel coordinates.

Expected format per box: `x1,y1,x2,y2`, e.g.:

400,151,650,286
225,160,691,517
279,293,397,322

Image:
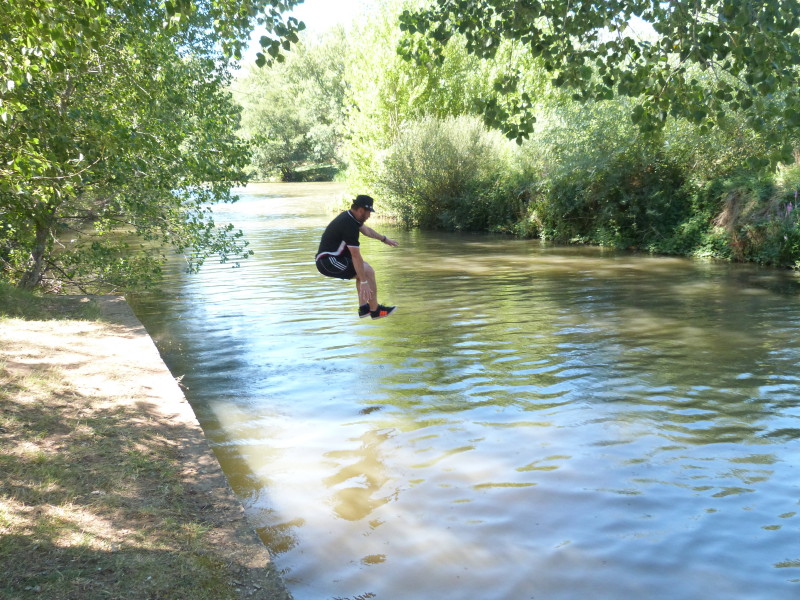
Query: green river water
128,183,800,600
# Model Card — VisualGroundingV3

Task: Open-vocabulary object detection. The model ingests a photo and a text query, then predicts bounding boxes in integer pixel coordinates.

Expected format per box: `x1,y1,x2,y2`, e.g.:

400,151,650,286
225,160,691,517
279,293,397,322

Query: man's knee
364,262,375,277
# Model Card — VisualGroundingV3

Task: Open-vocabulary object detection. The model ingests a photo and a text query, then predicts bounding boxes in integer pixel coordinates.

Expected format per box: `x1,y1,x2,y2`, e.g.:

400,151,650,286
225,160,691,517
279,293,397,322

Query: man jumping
315,194,399,319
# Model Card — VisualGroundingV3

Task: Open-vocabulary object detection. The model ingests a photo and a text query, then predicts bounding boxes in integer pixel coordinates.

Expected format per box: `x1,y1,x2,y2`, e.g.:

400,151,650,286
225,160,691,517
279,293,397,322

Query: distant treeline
234,1,800,268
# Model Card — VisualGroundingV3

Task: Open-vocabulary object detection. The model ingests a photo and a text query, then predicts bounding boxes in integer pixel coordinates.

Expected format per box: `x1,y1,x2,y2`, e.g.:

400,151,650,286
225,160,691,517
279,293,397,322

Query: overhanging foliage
0,0,304,291
399,0,800,164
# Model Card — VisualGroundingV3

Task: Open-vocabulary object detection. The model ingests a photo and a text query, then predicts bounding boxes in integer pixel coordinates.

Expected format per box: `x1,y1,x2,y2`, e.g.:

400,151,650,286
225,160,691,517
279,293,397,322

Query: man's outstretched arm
360,225,399,247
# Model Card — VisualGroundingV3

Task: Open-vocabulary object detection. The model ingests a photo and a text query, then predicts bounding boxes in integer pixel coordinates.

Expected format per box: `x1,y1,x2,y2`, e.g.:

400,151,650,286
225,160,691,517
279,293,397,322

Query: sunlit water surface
128,183,800,600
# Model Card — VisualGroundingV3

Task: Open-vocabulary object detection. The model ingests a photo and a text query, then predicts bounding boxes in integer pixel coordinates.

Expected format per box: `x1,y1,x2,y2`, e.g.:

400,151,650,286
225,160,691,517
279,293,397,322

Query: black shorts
316,254,356,280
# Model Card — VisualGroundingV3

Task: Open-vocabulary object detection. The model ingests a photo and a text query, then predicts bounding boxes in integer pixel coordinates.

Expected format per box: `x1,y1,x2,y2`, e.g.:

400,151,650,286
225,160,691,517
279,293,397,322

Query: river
128,182,800,600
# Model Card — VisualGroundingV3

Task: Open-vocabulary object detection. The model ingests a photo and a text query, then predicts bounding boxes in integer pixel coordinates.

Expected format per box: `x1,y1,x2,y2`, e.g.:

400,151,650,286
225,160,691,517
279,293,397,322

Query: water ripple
129,184,800,600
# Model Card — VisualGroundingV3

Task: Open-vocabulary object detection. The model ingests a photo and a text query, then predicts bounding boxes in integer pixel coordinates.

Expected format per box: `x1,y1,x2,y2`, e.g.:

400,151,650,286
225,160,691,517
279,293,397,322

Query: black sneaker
358,303,371,318
371,304,396,319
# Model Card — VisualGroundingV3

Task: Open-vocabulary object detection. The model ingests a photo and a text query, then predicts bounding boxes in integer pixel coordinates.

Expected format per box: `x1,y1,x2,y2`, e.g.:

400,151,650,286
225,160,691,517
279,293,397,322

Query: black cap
353,194,376,212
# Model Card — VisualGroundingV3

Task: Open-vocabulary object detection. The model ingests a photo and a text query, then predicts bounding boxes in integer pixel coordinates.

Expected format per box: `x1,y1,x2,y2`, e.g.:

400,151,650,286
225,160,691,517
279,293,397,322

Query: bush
686,170,800,267
374,116,525,231
529,146,691,250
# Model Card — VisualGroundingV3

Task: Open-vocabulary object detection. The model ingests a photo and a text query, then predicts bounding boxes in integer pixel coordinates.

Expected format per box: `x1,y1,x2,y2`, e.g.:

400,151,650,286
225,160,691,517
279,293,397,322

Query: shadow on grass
1,535,236,600
0,320,291,600
0,283,103,321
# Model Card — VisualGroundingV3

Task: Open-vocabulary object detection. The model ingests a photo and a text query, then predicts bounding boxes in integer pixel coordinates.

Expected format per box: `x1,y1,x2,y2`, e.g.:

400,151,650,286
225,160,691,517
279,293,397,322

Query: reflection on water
128,183,800,600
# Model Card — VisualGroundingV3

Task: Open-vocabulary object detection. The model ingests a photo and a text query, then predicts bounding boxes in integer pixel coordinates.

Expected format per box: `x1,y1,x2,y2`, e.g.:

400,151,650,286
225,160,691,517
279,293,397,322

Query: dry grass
0,290,290,600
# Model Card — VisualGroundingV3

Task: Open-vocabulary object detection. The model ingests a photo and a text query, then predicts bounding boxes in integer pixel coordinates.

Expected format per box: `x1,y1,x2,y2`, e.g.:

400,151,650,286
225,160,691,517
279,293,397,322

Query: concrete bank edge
95,295,292,600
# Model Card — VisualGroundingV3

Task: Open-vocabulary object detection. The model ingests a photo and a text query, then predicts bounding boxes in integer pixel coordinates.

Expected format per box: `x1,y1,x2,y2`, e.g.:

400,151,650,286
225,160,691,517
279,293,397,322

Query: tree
399,0,800,164
234,27,349,181
0,0,304,291
343,0,517,191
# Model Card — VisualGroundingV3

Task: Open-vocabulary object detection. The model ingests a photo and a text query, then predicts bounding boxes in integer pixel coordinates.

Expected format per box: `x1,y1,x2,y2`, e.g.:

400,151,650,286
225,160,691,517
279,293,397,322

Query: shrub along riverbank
369,111,800,270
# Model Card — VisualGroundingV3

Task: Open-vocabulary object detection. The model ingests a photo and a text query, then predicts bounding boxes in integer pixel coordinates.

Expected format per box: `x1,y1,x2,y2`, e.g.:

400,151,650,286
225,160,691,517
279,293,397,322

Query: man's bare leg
356,261,379,311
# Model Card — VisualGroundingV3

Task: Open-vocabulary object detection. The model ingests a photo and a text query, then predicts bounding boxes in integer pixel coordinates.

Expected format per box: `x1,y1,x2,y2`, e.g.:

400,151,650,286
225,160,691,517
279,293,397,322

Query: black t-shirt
315,210,362,260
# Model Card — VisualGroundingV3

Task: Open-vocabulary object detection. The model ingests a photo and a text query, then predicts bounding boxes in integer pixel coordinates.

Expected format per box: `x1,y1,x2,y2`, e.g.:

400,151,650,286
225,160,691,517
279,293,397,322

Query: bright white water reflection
129,183,800,600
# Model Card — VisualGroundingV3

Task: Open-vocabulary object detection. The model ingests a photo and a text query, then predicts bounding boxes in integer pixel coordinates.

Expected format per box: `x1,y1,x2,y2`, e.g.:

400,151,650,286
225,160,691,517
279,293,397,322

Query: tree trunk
17,218,51,291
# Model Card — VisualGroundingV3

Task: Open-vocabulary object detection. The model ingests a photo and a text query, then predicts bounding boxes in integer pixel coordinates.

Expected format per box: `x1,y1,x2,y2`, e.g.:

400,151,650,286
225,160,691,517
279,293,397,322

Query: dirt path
0,296,292,599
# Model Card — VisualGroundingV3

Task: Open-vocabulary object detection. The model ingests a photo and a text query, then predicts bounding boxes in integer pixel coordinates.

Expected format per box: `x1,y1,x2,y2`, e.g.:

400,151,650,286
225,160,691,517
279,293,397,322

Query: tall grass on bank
696,166,800,267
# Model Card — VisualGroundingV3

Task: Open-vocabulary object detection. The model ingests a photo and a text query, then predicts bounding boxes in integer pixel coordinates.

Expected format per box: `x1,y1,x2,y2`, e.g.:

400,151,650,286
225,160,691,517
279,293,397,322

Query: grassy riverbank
0,285,289,600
